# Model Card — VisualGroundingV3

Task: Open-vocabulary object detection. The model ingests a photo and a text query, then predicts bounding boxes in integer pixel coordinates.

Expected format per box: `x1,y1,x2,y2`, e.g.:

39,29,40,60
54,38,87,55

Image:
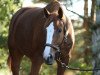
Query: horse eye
57,28,62,33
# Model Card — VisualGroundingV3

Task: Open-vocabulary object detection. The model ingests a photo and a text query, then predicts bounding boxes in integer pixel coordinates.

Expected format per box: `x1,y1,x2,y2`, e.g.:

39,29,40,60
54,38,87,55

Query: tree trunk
83,0,88,30
83,0,92,65
91,0,96,23
92,0,100,75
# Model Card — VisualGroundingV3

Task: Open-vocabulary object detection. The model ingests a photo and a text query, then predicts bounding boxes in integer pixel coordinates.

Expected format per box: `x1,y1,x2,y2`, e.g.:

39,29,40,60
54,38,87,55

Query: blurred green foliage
0,0,93,75
0,0,22,72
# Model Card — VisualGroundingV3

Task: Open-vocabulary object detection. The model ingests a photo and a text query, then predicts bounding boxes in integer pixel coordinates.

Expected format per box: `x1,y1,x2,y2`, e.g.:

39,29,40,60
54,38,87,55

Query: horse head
43,7,68,65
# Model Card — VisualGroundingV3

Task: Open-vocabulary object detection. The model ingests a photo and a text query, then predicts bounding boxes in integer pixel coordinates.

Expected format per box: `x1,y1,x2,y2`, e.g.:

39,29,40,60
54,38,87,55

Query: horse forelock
45,0,60,13
44,1,67,24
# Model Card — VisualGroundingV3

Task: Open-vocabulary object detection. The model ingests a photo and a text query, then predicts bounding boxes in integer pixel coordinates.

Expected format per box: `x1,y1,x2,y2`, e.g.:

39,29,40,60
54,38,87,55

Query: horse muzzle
43,43,60,65
44,53,54,65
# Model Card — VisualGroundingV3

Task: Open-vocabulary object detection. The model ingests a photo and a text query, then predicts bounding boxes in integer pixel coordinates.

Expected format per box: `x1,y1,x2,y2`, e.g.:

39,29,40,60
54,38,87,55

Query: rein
45,37,100,72
56,56,100,71
44,19,100,72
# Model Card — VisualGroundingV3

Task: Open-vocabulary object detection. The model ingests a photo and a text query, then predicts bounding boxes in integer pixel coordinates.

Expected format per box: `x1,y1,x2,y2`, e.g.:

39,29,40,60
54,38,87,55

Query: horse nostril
49,54,53,59
45,54,54,65
47,54,53,62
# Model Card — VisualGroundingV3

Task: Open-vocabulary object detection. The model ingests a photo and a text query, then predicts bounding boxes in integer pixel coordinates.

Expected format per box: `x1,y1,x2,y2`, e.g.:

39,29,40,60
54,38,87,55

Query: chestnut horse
8,0,75,75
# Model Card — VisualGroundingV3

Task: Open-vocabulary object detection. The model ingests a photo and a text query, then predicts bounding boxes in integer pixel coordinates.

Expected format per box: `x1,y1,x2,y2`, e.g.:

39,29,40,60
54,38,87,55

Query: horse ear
58,7,63,19
44,8,50,18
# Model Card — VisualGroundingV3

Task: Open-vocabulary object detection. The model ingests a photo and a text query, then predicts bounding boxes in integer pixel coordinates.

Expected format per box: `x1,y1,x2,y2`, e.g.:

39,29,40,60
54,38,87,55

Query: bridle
45,20,67,62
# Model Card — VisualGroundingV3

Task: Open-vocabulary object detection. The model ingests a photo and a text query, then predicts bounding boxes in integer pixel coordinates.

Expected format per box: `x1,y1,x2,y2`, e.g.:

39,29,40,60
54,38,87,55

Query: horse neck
45,1,60,13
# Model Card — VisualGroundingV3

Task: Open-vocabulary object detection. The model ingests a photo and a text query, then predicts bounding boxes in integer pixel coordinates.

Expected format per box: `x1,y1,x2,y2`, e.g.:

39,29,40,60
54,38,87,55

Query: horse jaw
43,22,55,65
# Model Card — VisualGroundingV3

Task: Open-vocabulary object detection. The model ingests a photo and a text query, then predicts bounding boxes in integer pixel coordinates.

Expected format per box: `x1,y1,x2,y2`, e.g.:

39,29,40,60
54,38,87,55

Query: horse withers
7,0,75,75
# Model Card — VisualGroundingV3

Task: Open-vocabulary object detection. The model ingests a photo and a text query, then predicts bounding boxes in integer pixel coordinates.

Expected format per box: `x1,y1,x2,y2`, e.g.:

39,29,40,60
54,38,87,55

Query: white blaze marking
43,22,54,59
